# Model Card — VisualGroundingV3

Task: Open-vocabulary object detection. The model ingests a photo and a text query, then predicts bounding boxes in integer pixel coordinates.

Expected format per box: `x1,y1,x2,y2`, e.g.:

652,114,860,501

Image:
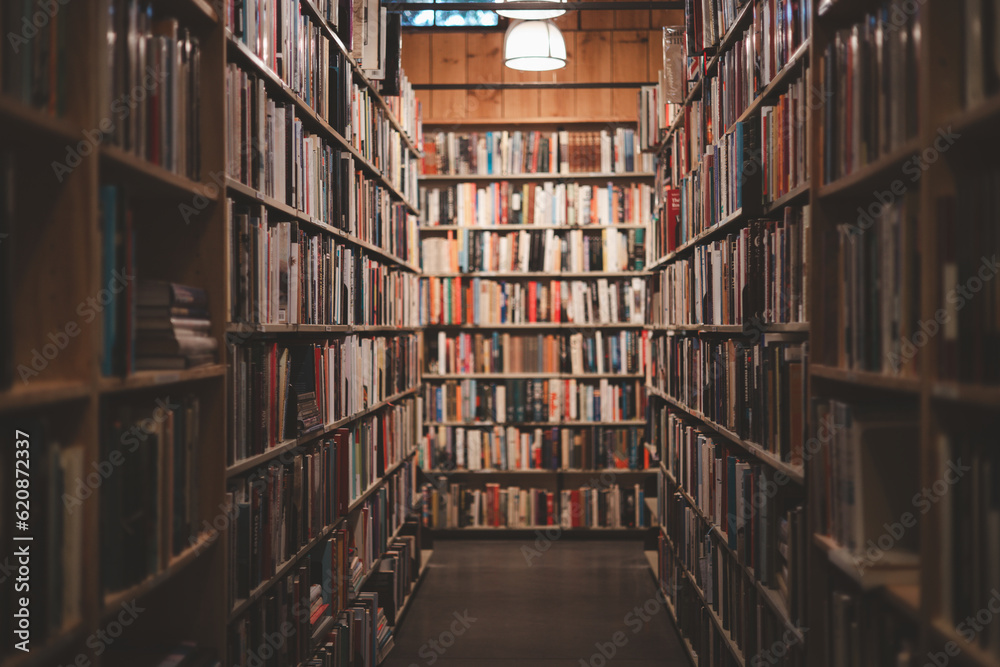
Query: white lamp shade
504,20,567,72
495,0,565,20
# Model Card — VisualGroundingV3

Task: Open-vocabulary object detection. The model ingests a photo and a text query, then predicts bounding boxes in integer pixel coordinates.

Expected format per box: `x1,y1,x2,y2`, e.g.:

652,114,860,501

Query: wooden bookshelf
645,3,814,665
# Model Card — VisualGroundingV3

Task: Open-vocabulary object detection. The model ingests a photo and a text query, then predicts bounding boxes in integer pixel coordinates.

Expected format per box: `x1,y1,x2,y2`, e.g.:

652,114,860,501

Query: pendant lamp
503,20,567,72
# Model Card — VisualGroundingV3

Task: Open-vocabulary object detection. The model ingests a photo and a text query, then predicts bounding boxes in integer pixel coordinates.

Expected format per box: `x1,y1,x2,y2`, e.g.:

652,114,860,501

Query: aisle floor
383,539,689,667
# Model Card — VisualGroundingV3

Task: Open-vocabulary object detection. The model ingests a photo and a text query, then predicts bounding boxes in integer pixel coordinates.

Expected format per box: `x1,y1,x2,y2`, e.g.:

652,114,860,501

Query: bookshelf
416,120,659,532
0,1,228,666
222,0,432,664
0,0,429,665
643,2,812,665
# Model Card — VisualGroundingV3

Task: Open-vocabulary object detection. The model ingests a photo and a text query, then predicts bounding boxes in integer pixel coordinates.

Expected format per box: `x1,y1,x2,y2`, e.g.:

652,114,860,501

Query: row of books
350,83,420,200
820,0,921,184
348,470,416,596
385,73,421,148
650,209,808,326
421,129,654,176
229,338,418,462
421,227,646,275
944,427,1000,657
684,0,744,55
226,0,340,122
101,395,204,593
420,277,647,327
107,0,202,178
939,170,1000,385
227,530,400,667
761,70,810,204
229,202,419,326
422,378,646,425
369,529,423,628
420,424,652,472
427,330,646,376
227,457,415,615
656,410,807,625
1,0,68,117
827,589,919,667
660,97,705,191
650,333,806,465
657,534,806,667
420,482,649,529
835,193,920,376
420,181,655,228
99,184,220,374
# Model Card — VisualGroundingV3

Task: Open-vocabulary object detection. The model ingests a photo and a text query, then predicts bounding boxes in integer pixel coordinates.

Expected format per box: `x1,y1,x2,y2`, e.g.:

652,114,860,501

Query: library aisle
383,541,688,667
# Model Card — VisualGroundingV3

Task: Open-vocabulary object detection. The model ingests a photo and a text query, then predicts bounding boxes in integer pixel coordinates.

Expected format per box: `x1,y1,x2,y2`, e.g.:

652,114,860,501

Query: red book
528,281,538,323
546,492,555,525
551,281,561,322
571,490,581,528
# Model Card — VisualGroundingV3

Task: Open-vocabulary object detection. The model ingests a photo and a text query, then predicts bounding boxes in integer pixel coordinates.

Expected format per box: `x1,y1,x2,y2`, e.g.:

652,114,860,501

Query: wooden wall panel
575,30,612,118
401,32,432,118
539,30,577,118
430,32,467,120
403,5,682,123
466,32,503,119
611,30,647,117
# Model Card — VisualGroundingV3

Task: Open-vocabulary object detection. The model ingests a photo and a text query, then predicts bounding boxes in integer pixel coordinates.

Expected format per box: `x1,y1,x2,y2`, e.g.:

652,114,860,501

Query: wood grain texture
465,31,503,119
612,30,648,117
539,30,577,119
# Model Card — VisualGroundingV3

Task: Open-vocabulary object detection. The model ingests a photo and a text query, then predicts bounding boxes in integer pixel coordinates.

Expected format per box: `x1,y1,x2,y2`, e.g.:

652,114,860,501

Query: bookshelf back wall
401,17,683,122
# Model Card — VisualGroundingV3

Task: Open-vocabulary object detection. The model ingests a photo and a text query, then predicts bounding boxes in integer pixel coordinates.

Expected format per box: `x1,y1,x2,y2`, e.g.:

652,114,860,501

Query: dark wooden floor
382,539,690,667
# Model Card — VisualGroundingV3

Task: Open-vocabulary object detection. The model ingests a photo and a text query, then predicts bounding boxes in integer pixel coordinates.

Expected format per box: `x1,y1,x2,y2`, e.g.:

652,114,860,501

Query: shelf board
418,223,648,232
226,386,420,477
422,271,650,279
762,182,811,215
419,171,655,182
943,92,1000,140
97,364,226,394
817,137,924,199
423,372,644,380
225,322,420,336
647,386,805,484
423,322,646,330
100,145,216,201
812,533,919,590
102,532,216,621
0,380,91,414
809,364,922,394
348,452,417,514
930,618,1000,667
